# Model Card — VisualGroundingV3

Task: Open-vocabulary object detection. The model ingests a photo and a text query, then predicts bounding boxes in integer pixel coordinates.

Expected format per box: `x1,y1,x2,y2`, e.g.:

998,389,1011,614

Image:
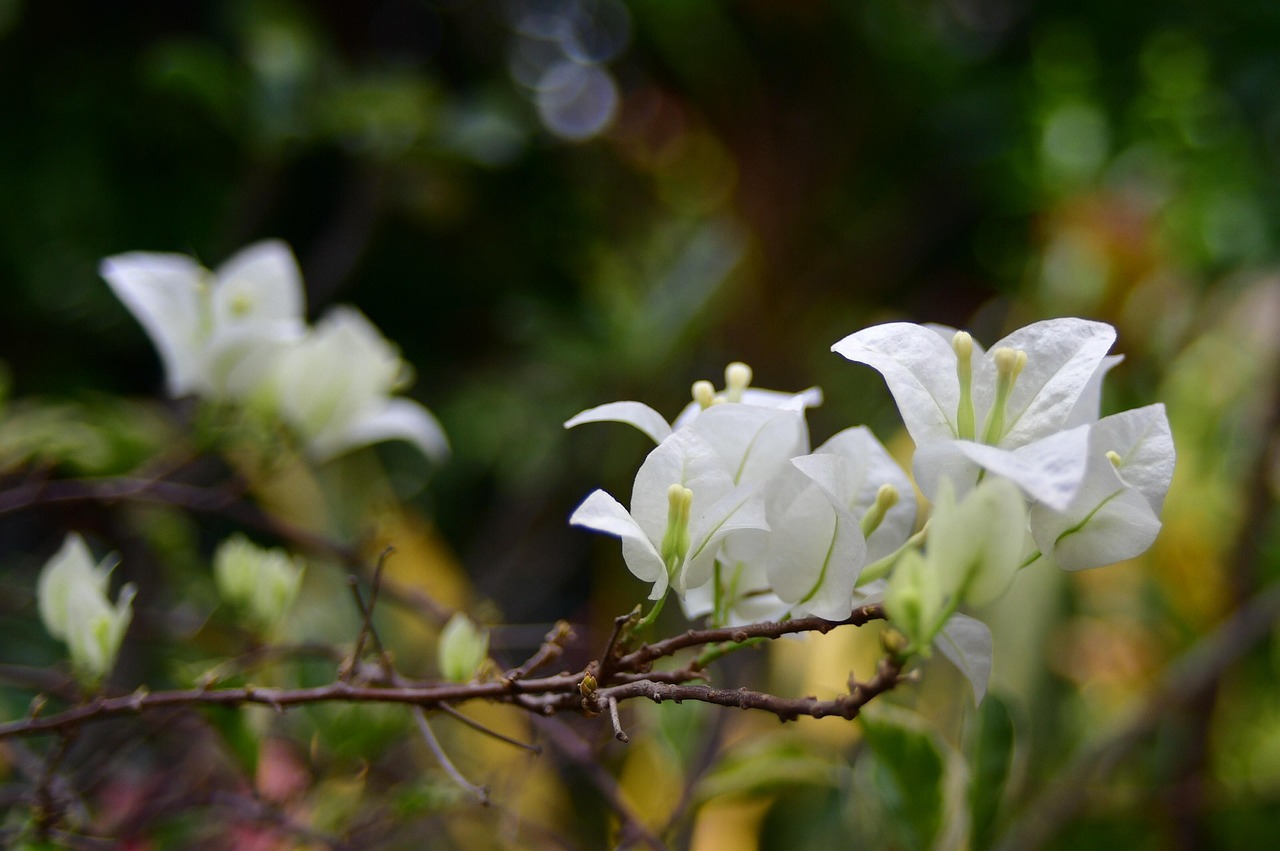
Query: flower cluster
101,241,448,462
568,319,1175,672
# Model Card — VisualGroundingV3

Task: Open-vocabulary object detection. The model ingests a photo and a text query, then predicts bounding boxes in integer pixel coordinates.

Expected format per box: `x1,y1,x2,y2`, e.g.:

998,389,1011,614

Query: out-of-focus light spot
508,34,567,89
508,0,576,39
1042,102,1109,180
535,61,618,140
1201,193,1267,263
561,0,631,64
439,101,528,166
1039,229,1109,312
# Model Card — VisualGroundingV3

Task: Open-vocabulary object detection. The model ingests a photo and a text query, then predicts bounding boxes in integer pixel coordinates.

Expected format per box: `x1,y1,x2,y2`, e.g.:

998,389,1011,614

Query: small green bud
438,613,490,683
213,534,305,634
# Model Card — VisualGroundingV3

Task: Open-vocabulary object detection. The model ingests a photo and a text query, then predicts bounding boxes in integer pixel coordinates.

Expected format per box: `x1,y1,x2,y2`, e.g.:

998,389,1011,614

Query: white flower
1029,404,1174,570
269,307,449,462
569,424,769,599
564,360,821,445
100,240,306,399
833,318,1118,509
36,533,135,685
213,534,305,632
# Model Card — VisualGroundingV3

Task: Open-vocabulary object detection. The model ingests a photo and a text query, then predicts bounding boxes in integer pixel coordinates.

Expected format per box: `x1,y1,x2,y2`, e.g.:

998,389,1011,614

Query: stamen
860,483,900,538
982,346,1027,445
691,380,716,409
659,484,694,577
724,362,752,403
953,332,976,440
1106,450,1122,467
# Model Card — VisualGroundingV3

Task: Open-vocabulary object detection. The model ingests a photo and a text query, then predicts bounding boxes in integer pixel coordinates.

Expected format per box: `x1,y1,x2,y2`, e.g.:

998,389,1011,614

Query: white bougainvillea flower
569,427,769,599
100,240,306,399
36,533,135,685
269,307,448,462
834,318,1117,507
564,360,821,445
1029,404,1174,570
832,318,1115,450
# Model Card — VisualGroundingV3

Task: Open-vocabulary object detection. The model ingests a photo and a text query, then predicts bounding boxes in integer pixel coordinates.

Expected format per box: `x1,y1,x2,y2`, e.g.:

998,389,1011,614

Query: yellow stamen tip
692,380,716,409
1106,450,1122,467
952,331,973,359
725,361,752,393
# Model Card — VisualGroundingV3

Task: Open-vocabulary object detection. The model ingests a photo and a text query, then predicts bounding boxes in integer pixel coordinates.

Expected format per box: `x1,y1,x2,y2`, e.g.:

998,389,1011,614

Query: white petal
686,404,807,486
310,398,450,462
912,440,983,505
832,322,962,445
1091,404,1175,513
934,613,993,704
570,490,668,598
563,401,673,444
631,429,733,544
36,533,109,641
952,425,1092,512
212,239,306,329
808,426,917,559
1032,485,1161,571
682,484,770,592
991,318,1116,447
762,484,866,619
928,477,1027,606
100,252,208,396
1062,355,1123,429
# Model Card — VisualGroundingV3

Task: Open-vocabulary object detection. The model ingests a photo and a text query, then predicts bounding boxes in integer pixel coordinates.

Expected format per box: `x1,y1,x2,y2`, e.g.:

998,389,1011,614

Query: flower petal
212,239,306,329
311,398,450,462
1032,484,1161,571
686,403,808,485
991,318,1116,447
1092,404,1175,513
832,322,962,445
99,252,208,396
564,401,673,444
807,426,917,559
762,483,866,620
570,489,668,598
951,424,1092,512
934,613,992,704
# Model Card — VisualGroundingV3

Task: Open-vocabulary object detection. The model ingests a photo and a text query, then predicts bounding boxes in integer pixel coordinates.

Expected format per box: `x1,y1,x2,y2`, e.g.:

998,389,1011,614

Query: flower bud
438,613,490,683
36,533,133,686
213,535,304,634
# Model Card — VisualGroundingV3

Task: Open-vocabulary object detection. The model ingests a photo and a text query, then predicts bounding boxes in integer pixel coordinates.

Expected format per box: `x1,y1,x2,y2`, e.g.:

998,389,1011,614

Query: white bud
438,613,490,682
213,535,305,634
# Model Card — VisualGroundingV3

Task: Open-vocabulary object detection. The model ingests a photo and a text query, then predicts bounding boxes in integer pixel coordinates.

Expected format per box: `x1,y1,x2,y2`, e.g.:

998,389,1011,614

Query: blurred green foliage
3,0,1280,848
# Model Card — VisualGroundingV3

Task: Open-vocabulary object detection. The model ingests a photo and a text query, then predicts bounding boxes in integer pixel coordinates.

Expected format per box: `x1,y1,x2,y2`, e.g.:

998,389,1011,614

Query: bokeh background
2,0,1280,848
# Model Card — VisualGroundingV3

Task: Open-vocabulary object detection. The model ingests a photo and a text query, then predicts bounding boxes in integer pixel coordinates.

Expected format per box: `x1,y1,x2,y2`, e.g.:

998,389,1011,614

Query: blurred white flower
269,307,449,462
36,533,135,686
100,240,306,400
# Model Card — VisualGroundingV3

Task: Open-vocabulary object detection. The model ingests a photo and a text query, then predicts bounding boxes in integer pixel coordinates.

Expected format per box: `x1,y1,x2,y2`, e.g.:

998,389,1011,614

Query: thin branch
435,703,541,754
615,605,886,671
504,621,575,682
413,707,489,805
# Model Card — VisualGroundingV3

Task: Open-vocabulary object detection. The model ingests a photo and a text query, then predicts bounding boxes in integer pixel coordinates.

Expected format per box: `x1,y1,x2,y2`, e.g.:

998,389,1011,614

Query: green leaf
860,704,970,851
967,692,1016,850
696,734,839,802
